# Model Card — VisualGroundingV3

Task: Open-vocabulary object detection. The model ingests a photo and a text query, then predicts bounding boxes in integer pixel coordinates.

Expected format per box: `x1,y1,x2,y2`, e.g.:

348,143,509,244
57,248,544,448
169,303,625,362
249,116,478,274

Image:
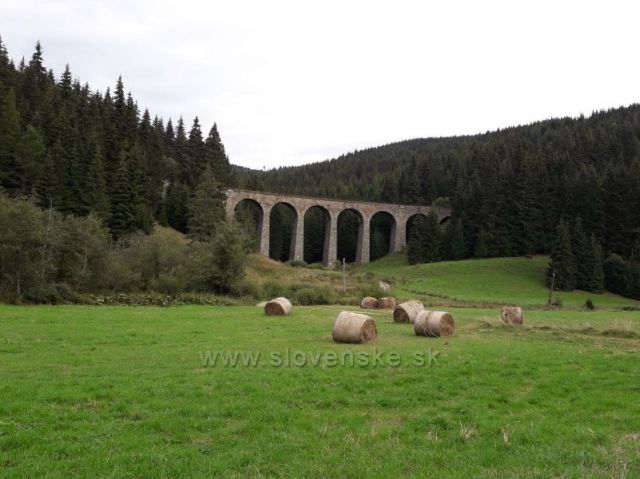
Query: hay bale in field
256,301,267,308
414,310,455,337
377,297,397,309
393,300,424,323
361,296,379,309
264,297,292,316
501,306,523,325
379,281,391,292
332,311,377,344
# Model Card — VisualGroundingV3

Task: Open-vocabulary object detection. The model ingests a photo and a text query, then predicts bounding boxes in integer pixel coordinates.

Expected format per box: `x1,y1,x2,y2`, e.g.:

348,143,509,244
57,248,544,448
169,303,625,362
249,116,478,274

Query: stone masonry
225,188,451,267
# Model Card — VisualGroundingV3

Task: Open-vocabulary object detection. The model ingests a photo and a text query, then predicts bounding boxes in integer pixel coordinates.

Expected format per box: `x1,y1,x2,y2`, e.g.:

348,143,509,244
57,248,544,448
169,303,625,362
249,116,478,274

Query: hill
360,254,640,309
238,105,640,262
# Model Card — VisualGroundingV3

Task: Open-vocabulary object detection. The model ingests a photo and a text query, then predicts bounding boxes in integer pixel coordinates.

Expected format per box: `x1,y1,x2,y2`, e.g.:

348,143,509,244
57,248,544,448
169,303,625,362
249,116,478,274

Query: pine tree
187,164,225,241
547,219,576,291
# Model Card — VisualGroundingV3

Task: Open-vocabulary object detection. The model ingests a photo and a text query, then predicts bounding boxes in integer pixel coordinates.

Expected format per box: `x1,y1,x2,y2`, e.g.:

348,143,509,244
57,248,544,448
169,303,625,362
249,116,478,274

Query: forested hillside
239,107,640,260
0,38,234,238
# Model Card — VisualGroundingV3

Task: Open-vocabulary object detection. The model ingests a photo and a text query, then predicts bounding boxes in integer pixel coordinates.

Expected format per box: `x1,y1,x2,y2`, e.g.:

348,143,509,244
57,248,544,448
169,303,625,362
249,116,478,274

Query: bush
290,285,336,305
585,299,595,310
287,259,308,268
262,279,288,299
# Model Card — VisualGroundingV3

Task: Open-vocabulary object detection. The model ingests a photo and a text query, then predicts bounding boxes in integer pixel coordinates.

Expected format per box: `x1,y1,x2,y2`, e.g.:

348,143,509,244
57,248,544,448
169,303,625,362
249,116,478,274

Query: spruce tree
109,151,136,238
85,144,110,220
188,117,206,182
187,164,225,241
174,117,192,187
423,212,442,262
18,125,46,194
587,234,605,292
165,181,190,233
572,217,591,290
0,88,22,192
442,219,465,260
474,229,489,258
407,216,426,265
204,123,233,186
547,219,576,291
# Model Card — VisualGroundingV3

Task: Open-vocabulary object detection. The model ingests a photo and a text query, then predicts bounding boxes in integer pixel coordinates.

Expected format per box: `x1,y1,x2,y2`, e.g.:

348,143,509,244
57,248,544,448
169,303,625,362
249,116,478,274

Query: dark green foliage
303,207,327,264
604,254,640,300
238,105,640,266
407,216,426,265
0,40,232,239
337,210,360,263
370,213,394,261
85,145,110,220
188,165,225,241
587,235,605,293
165,182,190,233
406,213,441,264
572,217,590,290
192,219,249,294
0,195,111,301
547,219,576,291
441,219,466,260
108,152,136,238
205,123,233,186
269,204,294,262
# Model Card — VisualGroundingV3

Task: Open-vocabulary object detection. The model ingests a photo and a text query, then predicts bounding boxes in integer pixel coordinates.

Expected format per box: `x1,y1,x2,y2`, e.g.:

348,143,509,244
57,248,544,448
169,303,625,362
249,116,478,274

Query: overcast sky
2,0,639,169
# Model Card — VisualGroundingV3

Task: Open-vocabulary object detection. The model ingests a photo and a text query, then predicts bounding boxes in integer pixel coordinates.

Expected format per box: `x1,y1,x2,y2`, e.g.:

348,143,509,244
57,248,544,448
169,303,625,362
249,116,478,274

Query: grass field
2,304,640,478
361,254,640,309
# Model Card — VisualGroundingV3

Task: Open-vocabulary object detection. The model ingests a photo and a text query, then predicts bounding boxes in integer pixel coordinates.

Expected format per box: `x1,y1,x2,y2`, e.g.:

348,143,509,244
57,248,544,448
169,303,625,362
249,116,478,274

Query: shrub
585,299,595,310
262,279,288,299
287,259,308,268
291,285,336,305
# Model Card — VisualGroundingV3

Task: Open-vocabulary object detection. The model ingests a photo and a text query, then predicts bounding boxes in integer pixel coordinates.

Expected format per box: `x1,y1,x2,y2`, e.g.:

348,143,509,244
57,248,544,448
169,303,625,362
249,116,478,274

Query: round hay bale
414,310,455,337
360,296,379,309
500,306,523,325
264,297,292,316
393,300,424,323
377,297,397,309
332,311,377,344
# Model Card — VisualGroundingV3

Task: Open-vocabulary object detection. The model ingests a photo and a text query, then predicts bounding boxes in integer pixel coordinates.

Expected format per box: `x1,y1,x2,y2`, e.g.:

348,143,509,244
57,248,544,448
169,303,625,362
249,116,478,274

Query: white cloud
2,0,639,168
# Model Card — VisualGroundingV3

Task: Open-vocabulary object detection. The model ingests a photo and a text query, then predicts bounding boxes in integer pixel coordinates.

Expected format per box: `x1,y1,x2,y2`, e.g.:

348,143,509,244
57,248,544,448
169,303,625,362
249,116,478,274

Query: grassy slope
1,305,639,477
360,254,640,308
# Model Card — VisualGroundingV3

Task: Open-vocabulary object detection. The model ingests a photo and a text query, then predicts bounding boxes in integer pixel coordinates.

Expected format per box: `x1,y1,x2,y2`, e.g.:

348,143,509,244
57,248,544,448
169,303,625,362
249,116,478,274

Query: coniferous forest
0,39,234,236
1,39,640,301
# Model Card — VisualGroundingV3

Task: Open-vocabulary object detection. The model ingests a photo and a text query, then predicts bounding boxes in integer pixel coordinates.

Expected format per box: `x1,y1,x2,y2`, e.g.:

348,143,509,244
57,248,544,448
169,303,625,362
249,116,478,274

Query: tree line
0,38,234,239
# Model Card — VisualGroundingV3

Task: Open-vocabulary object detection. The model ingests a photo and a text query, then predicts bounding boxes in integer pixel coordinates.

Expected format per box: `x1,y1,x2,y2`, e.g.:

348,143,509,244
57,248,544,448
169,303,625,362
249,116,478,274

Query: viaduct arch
225,188,451,266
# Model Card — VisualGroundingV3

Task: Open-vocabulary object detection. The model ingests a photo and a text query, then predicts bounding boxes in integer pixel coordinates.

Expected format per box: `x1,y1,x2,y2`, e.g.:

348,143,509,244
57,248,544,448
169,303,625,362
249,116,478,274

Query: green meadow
362,254,640,308
1,301,640,478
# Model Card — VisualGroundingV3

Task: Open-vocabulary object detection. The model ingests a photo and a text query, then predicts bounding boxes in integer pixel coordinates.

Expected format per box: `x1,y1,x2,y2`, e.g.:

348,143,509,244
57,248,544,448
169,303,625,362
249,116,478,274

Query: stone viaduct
224,188,451,266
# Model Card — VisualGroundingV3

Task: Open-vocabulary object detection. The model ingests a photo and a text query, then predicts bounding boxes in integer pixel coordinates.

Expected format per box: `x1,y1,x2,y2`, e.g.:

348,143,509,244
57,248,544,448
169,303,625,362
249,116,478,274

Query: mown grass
361,254,640,308
1,304,640,478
